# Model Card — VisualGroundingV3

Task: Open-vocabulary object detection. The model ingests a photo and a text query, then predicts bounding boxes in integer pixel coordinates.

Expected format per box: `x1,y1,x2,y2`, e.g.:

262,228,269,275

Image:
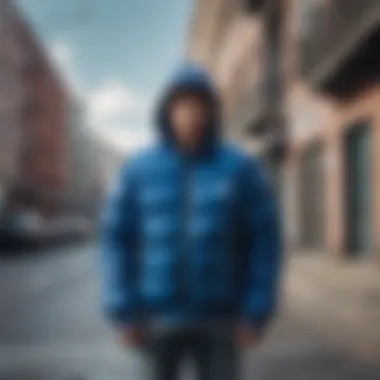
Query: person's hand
235,326,263,348
119,326,146,347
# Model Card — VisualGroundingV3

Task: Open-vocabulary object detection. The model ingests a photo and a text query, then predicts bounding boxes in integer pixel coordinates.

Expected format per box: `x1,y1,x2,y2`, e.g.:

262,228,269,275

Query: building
0,0,69,217
65,98,125,216
92,132,125,196
187,0,285,165
187,0,380,266
1,0,123,225
66,99,101,215
0,0,27,203
14,8,69,216
66,99,97,215
283,0,380,263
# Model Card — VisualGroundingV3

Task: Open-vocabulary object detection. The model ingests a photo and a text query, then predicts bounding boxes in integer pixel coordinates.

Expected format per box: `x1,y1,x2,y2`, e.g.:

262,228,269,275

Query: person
101,62,282,380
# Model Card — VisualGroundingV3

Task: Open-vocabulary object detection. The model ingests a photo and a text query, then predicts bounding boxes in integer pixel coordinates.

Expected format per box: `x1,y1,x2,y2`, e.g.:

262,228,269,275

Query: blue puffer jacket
101,63,281,328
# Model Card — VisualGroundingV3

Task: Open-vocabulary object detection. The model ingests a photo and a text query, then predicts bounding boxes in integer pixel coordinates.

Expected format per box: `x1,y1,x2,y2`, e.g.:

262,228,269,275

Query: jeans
145,329,239,380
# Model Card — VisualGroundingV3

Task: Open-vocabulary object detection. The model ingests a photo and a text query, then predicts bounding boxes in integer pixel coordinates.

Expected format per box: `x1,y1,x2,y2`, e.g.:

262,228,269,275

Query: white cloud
95,126,156,153
87,82,147,124
86,82,154,153
48,40,155,153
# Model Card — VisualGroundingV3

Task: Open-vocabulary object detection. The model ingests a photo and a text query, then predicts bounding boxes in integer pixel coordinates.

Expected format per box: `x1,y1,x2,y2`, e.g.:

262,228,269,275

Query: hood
156,62,221,149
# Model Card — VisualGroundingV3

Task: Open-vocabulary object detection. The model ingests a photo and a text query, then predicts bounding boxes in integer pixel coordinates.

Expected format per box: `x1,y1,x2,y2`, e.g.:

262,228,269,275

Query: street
0,242,379,380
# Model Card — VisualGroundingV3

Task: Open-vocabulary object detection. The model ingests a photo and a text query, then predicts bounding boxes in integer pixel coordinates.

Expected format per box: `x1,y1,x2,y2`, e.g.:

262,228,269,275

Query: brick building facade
0,0,69,217
187,0,380,266
0,0,26,195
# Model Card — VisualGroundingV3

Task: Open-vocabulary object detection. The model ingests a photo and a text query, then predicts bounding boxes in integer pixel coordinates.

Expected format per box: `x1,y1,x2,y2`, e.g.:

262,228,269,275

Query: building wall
65,99,124,215
187,1,265,149
284,0,380,264
66,99,96,212
94,135,125,194
186,0,236,68
188,0,380,265
21,49,68,194
0,1,69,217
0,0,25,193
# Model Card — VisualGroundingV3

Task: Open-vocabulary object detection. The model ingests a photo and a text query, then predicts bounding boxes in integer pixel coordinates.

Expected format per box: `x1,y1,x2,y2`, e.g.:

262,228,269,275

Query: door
299,142,325,251
345,122,372,257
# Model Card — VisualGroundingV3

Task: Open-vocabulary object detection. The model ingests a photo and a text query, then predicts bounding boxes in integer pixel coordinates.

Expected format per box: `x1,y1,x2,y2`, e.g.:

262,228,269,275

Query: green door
346,123,372,257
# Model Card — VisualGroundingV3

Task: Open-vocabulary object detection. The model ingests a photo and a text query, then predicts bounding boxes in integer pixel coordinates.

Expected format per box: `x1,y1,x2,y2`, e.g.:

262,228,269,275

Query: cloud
87,82,147,125
48,39,155,153
96,127,156,153
86,82,154,153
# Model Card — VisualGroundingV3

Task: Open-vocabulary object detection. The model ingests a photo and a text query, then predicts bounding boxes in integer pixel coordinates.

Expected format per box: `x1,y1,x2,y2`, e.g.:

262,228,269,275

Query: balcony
301,0,380,96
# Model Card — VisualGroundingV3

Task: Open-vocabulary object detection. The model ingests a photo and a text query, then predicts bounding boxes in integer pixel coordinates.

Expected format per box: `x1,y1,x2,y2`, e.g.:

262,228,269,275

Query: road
0,242,379,379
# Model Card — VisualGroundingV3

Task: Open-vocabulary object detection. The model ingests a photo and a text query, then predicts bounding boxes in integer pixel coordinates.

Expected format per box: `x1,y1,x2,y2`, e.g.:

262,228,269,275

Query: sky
17,0,193,153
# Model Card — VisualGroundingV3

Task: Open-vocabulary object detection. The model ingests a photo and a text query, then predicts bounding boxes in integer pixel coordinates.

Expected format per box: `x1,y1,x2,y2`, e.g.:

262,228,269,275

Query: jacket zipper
180,158,192,309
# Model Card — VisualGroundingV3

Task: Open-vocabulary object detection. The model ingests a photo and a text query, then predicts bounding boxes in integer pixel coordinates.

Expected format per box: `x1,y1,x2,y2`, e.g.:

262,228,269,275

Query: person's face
169,93,209,149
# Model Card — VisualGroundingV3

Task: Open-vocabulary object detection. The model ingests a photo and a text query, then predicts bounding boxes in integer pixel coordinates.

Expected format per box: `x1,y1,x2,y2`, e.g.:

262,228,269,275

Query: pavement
286,251,380,360
0,242,379,379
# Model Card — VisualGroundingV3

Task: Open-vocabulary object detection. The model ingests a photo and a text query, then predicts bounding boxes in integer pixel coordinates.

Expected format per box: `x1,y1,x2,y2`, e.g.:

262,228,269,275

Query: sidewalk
284,251,380,361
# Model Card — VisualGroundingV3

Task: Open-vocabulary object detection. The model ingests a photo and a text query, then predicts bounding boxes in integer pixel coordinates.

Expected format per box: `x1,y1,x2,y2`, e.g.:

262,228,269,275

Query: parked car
0,209,94,249
0,210,43,248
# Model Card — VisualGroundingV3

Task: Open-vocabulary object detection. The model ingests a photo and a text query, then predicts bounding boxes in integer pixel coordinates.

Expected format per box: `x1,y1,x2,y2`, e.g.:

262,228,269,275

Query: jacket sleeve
239,158,282,329
101,163,140,326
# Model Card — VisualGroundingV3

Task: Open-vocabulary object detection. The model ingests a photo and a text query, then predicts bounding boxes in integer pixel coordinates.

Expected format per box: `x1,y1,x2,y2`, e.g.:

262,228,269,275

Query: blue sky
17,0,193,152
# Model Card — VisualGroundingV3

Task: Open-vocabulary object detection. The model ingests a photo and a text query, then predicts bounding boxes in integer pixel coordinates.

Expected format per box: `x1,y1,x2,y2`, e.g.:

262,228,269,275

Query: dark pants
145,329,239,380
